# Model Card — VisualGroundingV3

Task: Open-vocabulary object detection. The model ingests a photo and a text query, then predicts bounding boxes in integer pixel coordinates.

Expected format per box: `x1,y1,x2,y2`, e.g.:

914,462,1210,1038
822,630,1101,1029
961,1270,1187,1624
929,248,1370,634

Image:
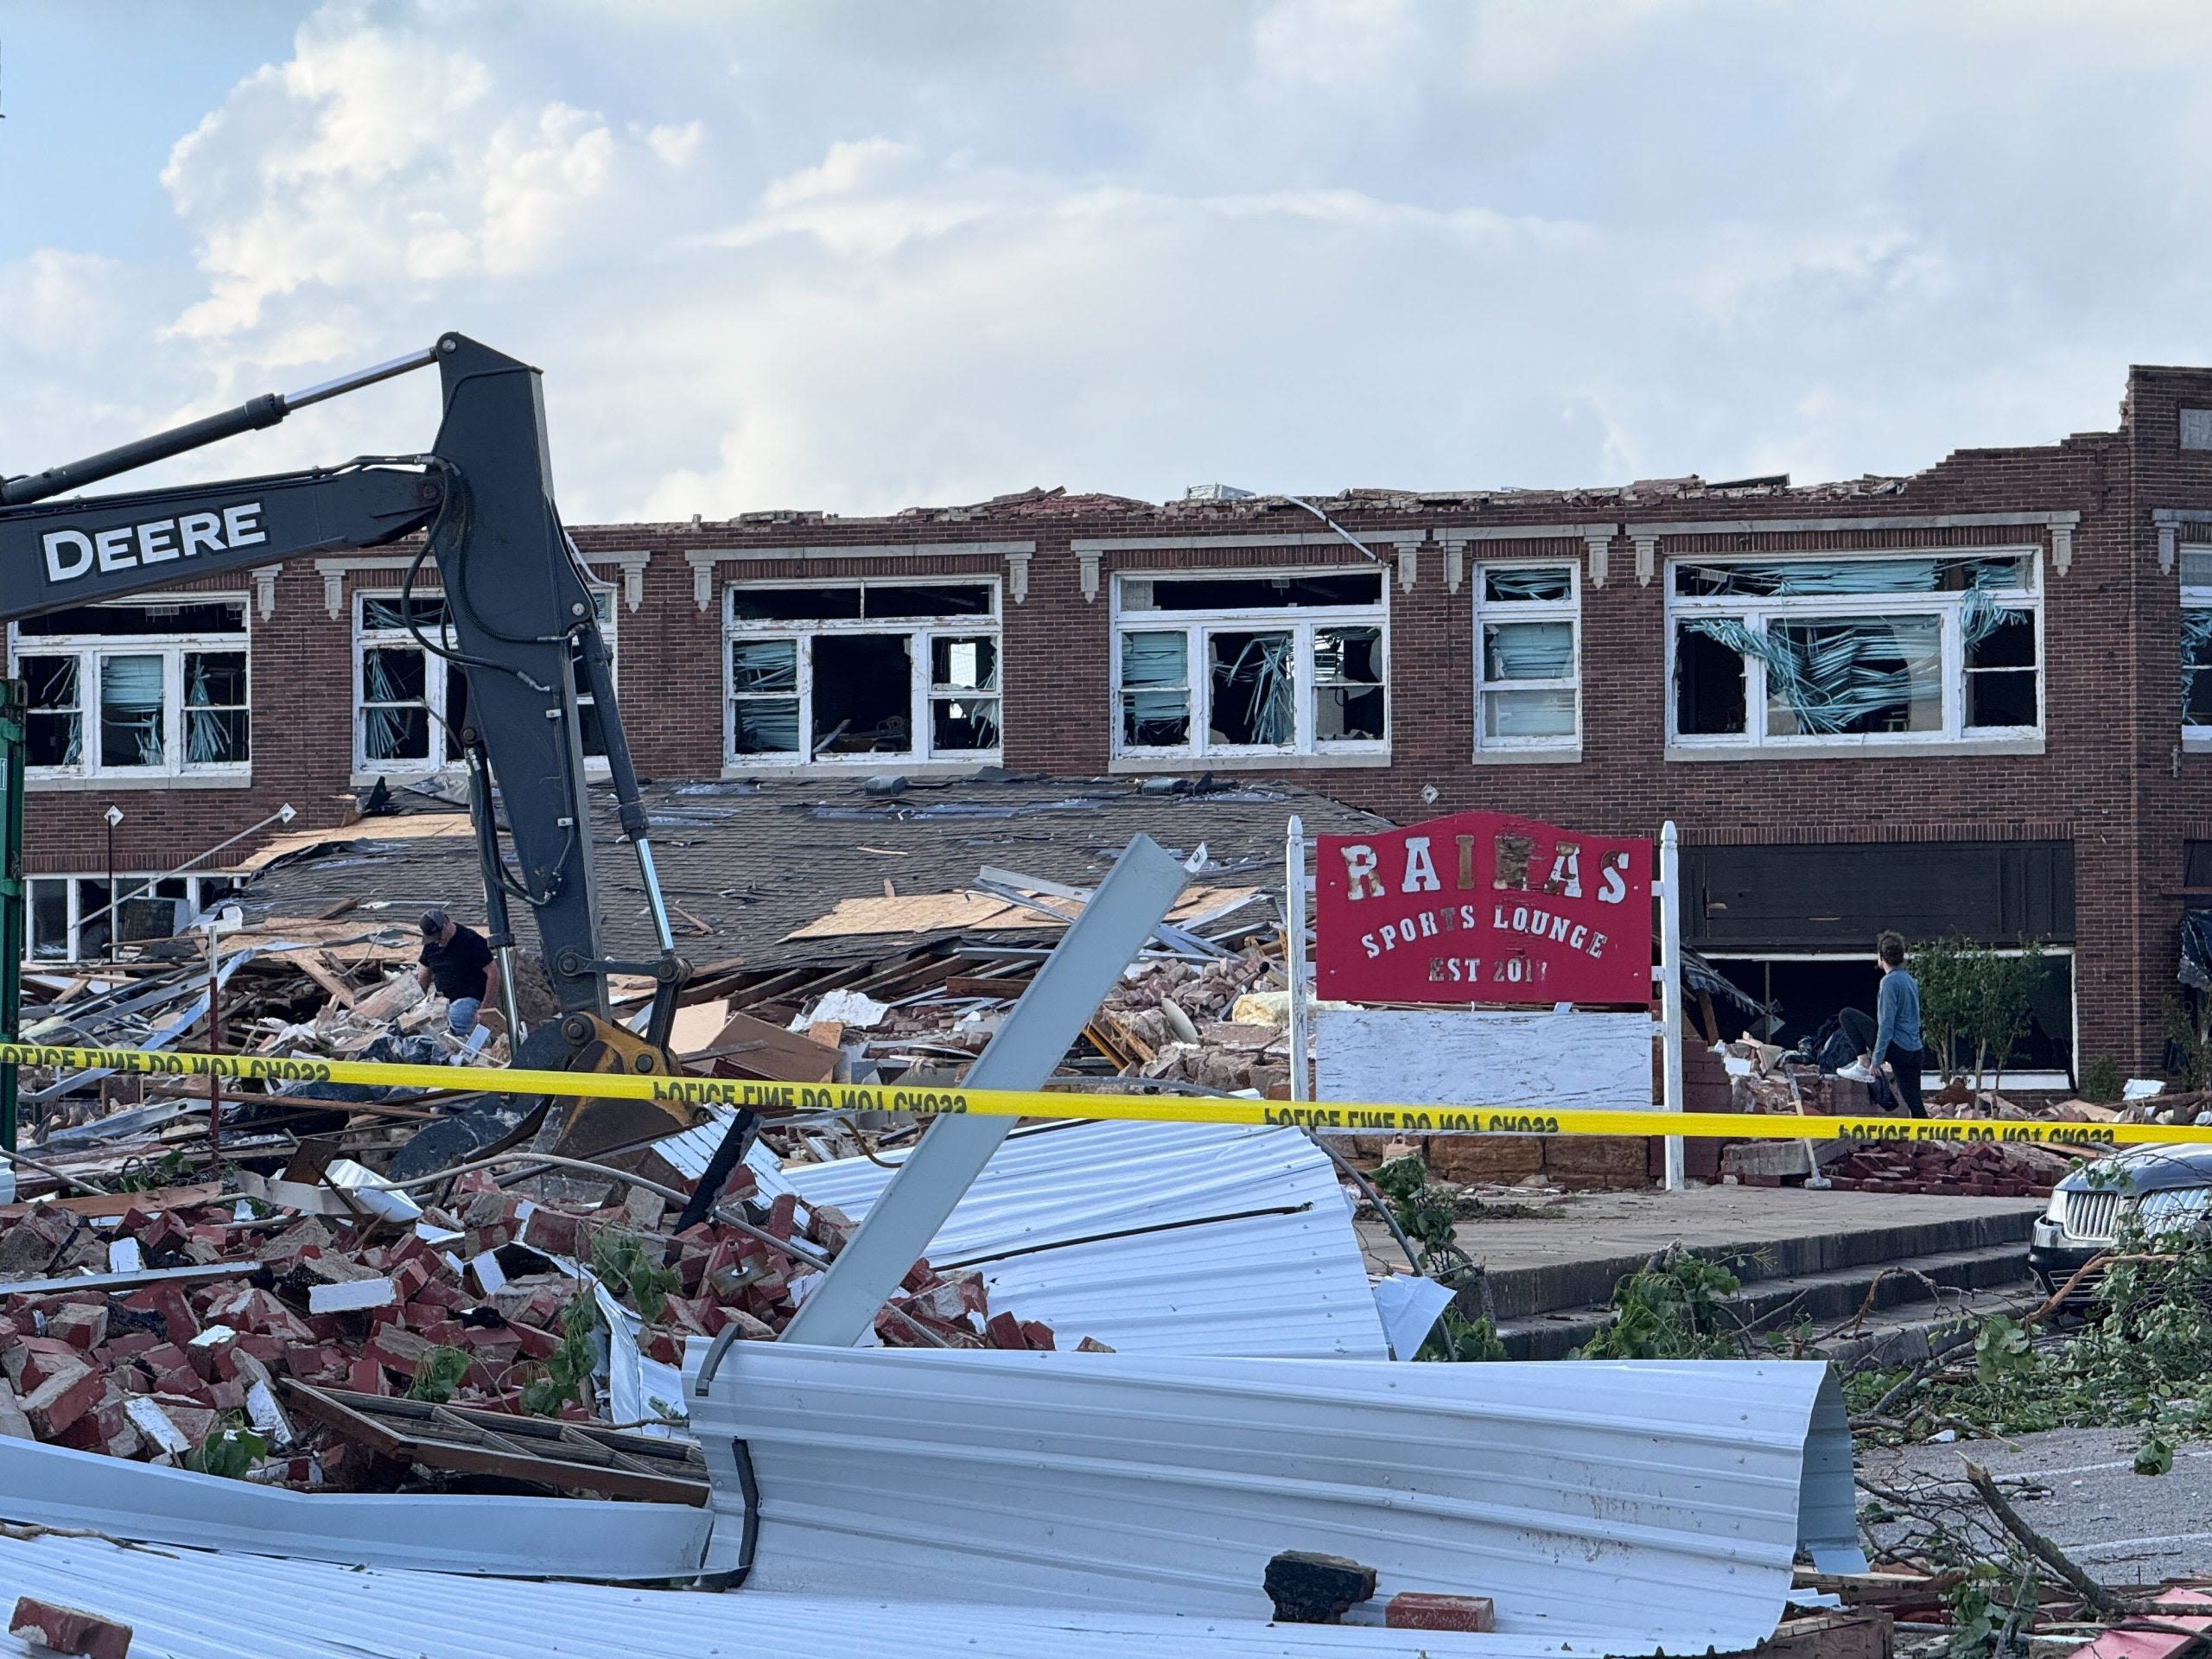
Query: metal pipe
0,345,439,506
634,840,677,957
68,803,296,944
280,346,440,413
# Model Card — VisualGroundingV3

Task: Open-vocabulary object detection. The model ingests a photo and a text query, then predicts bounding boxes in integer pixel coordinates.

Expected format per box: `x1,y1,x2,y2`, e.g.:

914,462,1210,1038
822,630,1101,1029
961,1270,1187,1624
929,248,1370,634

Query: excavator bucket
543,1014,703,1162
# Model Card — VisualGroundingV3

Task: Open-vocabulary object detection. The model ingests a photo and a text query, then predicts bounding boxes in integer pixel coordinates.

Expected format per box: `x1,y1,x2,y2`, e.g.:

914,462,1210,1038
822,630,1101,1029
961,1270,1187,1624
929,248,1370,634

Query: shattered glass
730,639,801,754
185,651,249,765
2185,609,2212,726
1313,625,1384,742
21,654,82,767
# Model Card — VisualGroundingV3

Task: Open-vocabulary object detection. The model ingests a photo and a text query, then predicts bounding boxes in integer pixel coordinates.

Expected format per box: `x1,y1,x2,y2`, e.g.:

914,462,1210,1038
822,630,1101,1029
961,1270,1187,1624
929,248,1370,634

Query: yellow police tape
3,1039,2202,1152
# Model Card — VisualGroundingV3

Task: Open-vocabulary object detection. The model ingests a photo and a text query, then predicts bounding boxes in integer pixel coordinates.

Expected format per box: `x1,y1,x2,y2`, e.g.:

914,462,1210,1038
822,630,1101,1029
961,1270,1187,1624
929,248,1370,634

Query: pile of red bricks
0,1161,1050,1488
1821,1139,2069,1197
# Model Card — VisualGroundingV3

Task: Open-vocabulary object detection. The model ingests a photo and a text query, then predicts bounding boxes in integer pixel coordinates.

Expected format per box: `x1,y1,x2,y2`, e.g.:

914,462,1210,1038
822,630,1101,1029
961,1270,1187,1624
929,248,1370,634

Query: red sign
1315,811,1651,1006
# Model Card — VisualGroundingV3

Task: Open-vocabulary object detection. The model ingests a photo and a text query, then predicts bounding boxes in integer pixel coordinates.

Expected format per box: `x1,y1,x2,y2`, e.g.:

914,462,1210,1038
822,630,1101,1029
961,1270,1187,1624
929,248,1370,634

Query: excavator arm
0,334,703,1160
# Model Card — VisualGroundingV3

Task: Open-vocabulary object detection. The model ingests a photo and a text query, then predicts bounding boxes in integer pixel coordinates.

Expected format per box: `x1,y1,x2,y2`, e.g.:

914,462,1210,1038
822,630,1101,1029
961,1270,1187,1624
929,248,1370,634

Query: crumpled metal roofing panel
690,1344,1860,1655
776,1119,1389,1358
0,1430,721,1579
0,1531,1554,1658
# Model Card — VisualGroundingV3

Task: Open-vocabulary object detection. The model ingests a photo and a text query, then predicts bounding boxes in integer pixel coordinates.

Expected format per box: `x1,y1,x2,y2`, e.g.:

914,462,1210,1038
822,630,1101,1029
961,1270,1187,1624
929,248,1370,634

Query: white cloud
12,0,2212,525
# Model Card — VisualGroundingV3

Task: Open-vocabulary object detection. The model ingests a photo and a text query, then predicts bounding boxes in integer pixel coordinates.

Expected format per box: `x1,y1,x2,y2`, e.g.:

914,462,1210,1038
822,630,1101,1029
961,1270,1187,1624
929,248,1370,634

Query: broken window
9,601,251,779
1113,569,1387,758
354,587,613,773
2183,550,2212,742
1668,552,2040,749
24,873,243,963
723,579,1003,766
1473,563,1579,750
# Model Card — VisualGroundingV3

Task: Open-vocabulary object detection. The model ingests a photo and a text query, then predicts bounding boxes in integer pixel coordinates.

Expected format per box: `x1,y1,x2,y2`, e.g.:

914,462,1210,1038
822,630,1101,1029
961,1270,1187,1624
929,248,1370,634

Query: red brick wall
22,384,2209,1071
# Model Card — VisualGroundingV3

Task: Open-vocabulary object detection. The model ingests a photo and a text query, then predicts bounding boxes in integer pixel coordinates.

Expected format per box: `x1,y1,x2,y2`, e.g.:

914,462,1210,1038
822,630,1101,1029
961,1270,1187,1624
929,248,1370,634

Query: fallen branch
1961,1458,2121,1619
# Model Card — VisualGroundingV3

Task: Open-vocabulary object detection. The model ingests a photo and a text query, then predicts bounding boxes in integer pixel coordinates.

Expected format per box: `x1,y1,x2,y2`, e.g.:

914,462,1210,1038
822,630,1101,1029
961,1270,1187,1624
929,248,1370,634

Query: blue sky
5,2,2212,523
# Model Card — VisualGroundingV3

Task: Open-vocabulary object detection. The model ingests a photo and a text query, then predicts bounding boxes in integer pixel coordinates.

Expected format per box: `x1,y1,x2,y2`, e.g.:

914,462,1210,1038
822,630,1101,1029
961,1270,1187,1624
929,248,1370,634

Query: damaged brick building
18,363,2212,1082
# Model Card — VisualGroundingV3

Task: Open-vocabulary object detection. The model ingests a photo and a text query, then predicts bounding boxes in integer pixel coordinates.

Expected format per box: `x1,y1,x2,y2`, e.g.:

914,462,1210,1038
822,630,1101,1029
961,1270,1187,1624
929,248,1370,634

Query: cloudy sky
5,1,2212,524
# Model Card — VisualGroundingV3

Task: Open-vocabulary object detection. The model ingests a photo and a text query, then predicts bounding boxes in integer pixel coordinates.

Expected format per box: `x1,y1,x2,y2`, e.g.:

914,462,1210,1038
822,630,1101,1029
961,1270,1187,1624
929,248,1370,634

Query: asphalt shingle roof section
239,772,1390,970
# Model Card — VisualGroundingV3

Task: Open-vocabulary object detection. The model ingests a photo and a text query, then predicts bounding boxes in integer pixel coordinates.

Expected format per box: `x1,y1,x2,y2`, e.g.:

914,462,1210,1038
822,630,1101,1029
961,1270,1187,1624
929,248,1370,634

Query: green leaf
2134,1435,2174,1476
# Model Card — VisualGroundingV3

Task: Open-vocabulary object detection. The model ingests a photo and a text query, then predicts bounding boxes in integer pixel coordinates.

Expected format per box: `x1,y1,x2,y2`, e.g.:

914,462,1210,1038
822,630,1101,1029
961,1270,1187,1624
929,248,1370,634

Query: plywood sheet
785,884,1257,942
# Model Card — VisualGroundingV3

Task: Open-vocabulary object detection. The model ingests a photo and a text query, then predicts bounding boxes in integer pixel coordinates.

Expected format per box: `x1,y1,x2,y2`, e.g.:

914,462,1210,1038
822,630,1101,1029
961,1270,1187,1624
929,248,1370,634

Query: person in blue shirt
1866,930,1927,1119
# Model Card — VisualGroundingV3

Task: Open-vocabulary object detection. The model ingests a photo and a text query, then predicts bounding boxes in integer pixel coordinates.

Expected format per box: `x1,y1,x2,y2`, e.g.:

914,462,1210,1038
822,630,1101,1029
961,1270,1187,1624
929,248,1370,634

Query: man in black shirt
416,910,501,1037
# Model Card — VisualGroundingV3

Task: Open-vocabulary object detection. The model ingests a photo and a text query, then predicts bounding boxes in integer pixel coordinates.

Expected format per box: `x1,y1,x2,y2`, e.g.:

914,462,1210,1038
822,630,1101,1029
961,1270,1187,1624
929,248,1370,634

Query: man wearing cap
416,910,501,1037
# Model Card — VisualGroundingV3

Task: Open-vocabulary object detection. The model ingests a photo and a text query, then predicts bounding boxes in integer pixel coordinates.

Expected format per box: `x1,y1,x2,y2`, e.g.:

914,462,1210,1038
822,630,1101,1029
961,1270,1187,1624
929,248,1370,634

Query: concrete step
1475,1201,2040,1324
1493,1241,2036,1360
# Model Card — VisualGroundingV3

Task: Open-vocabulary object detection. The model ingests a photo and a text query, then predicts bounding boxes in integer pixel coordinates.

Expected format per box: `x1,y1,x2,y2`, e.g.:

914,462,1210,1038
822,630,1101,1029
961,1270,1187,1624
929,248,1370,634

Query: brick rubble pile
0,1159,1056,1489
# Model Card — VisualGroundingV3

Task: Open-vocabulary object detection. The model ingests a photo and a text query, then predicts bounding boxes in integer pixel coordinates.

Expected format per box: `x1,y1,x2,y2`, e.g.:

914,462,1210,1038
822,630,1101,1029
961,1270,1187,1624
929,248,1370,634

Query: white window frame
721,576,1004,771
1108,567,1389,766
1664,546,2044,755
351,585,616,780
28,872,245,963
9,600,252,783
1471,560,1581,759
2182,544,2212,751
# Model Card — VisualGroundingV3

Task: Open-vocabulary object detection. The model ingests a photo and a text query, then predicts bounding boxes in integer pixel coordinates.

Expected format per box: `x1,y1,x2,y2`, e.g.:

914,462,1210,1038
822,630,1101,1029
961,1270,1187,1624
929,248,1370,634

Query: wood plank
0,1181,224,1224
283,1382,709,1505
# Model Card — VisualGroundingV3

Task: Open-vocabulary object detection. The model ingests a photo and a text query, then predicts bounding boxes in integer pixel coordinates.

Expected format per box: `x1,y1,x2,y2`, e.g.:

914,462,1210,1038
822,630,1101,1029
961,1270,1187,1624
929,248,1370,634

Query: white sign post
1657,820,1686,1192
1286,815,1309,1103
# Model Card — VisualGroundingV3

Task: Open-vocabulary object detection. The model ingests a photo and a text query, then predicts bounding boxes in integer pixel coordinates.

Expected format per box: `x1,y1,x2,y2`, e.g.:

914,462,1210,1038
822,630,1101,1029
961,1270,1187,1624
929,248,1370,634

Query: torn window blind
99,653,165,767
1313,625,1383,741
359,594,448,632
361,647,429,761
1673,554,2031,600
1484,566,1573,602
21,656,81,767
185,651,250,764
729,639,801,754
1764,615,1942,736
1475,563,1578,747
1482,622,1575,738
2185,610,2212,727
1119,631,1190,747
1207,631,1294,746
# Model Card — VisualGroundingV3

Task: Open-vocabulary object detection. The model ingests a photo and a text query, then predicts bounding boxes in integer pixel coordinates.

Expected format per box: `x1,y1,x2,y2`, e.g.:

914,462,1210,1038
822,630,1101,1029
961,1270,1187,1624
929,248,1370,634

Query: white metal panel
0,1530,1584,1659
0,1432,719,1579
780,1119,1388,1358
689,1343,1858,1654
1314,1007,1655,1115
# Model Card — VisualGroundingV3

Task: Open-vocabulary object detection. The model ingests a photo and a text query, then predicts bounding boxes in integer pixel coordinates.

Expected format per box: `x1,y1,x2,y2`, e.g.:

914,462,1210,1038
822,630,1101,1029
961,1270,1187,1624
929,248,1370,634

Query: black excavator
0,334,710,1174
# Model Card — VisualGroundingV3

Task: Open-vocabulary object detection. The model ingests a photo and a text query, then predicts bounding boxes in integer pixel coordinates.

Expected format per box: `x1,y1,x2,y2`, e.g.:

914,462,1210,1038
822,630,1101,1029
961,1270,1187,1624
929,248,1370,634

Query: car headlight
2043,1188,2069,1224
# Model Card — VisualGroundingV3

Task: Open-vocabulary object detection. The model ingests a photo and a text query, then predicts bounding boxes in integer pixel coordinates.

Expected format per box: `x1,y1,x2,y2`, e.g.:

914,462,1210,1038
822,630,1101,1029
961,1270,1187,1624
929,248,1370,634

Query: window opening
1111,569,1387,760
9,601,251,779
356,586,610,772
1474,563,1580,750
724,578,1003,766
1669,551,2039,749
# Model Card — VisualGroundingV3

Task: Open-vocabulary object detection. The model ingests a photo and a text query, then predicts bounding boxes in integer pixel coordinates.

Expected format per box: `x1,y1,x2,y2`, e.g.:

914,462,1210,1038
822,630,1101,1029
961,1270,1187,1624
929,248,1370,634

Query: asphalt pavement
1859,1426,2212,1586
